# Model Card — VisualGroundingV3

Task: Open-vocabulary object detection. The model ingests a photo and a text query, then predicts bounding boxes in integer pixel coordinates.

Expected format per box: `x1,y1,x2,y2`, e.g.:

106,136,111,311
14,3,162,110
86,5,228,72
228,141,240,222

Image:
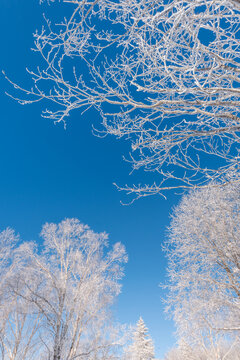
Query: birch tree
165,184,240,348
164,339,240,360
0,229,41,360
7,0,240,198
0,228,18,293
1,218,127,360
0,296,41,360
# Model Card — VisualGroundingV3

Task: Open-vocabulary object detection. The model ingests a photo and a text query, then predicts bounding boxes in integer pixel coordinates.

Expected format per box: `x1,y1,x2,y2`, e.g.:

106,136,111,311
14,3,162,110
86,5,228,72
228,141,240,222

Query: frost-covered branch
164,184,240,348
6,0,240,197
0,219,127,360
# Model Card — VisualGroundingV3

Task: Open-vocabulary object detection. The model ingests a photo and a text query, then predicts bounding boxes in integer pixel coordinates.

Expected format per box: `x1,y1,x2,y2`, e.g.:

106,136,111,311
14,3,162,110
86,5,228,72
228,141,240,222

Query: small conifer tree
127,317,155,360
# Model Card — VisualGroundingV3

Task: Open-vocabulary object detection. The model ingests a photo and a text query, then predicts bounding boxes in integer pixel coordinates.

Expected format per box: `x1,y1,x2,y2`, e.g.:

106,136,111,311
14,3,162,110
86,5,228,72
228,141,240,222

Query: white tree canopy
6,0,240,198
164,338,240,360
165,184,240,348
0,218,127,360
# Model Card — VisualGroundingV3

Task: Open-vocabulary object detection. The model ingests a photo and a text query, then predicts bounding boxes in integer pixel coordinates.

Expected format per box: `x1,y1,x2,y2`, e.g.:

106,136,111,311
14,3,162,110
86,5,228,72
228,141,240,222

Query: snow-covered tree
0,229,41,360
0,228,18,291
165,184,240,348
7,0,240,198
164,338,240,360
0,218,127,360
126,317,155,360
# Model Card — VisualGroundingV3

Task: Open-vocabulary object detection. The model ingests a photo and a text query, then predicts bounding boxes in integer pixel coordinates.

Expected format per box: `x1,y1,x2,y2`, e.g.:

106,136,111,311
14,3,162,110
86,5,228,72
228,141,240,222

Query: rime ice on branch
165,184,240,349
0,218,127,360
7,0,240,198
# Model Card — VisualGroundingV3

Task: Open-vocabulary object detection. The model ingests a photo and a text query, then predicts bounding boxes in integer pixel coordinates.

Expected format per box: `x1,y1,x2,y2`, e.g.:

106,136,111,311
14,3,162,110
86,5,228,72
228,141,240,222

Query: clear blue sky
0,1,179,357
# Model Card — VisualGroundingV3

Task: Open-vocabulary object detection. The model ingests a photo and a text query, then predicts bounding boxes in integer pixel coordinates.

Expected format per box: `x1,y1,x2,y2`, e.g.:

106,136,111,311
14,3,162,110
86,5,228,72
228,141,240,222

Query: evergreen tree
127,317,155,360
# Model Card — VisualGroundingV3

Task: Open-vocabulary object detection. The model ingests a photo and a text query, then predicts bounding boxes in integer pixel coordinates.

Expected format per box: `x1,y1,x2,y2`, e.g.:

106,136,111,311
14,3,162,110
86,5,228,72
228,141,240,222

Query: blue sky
0,1,180,357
